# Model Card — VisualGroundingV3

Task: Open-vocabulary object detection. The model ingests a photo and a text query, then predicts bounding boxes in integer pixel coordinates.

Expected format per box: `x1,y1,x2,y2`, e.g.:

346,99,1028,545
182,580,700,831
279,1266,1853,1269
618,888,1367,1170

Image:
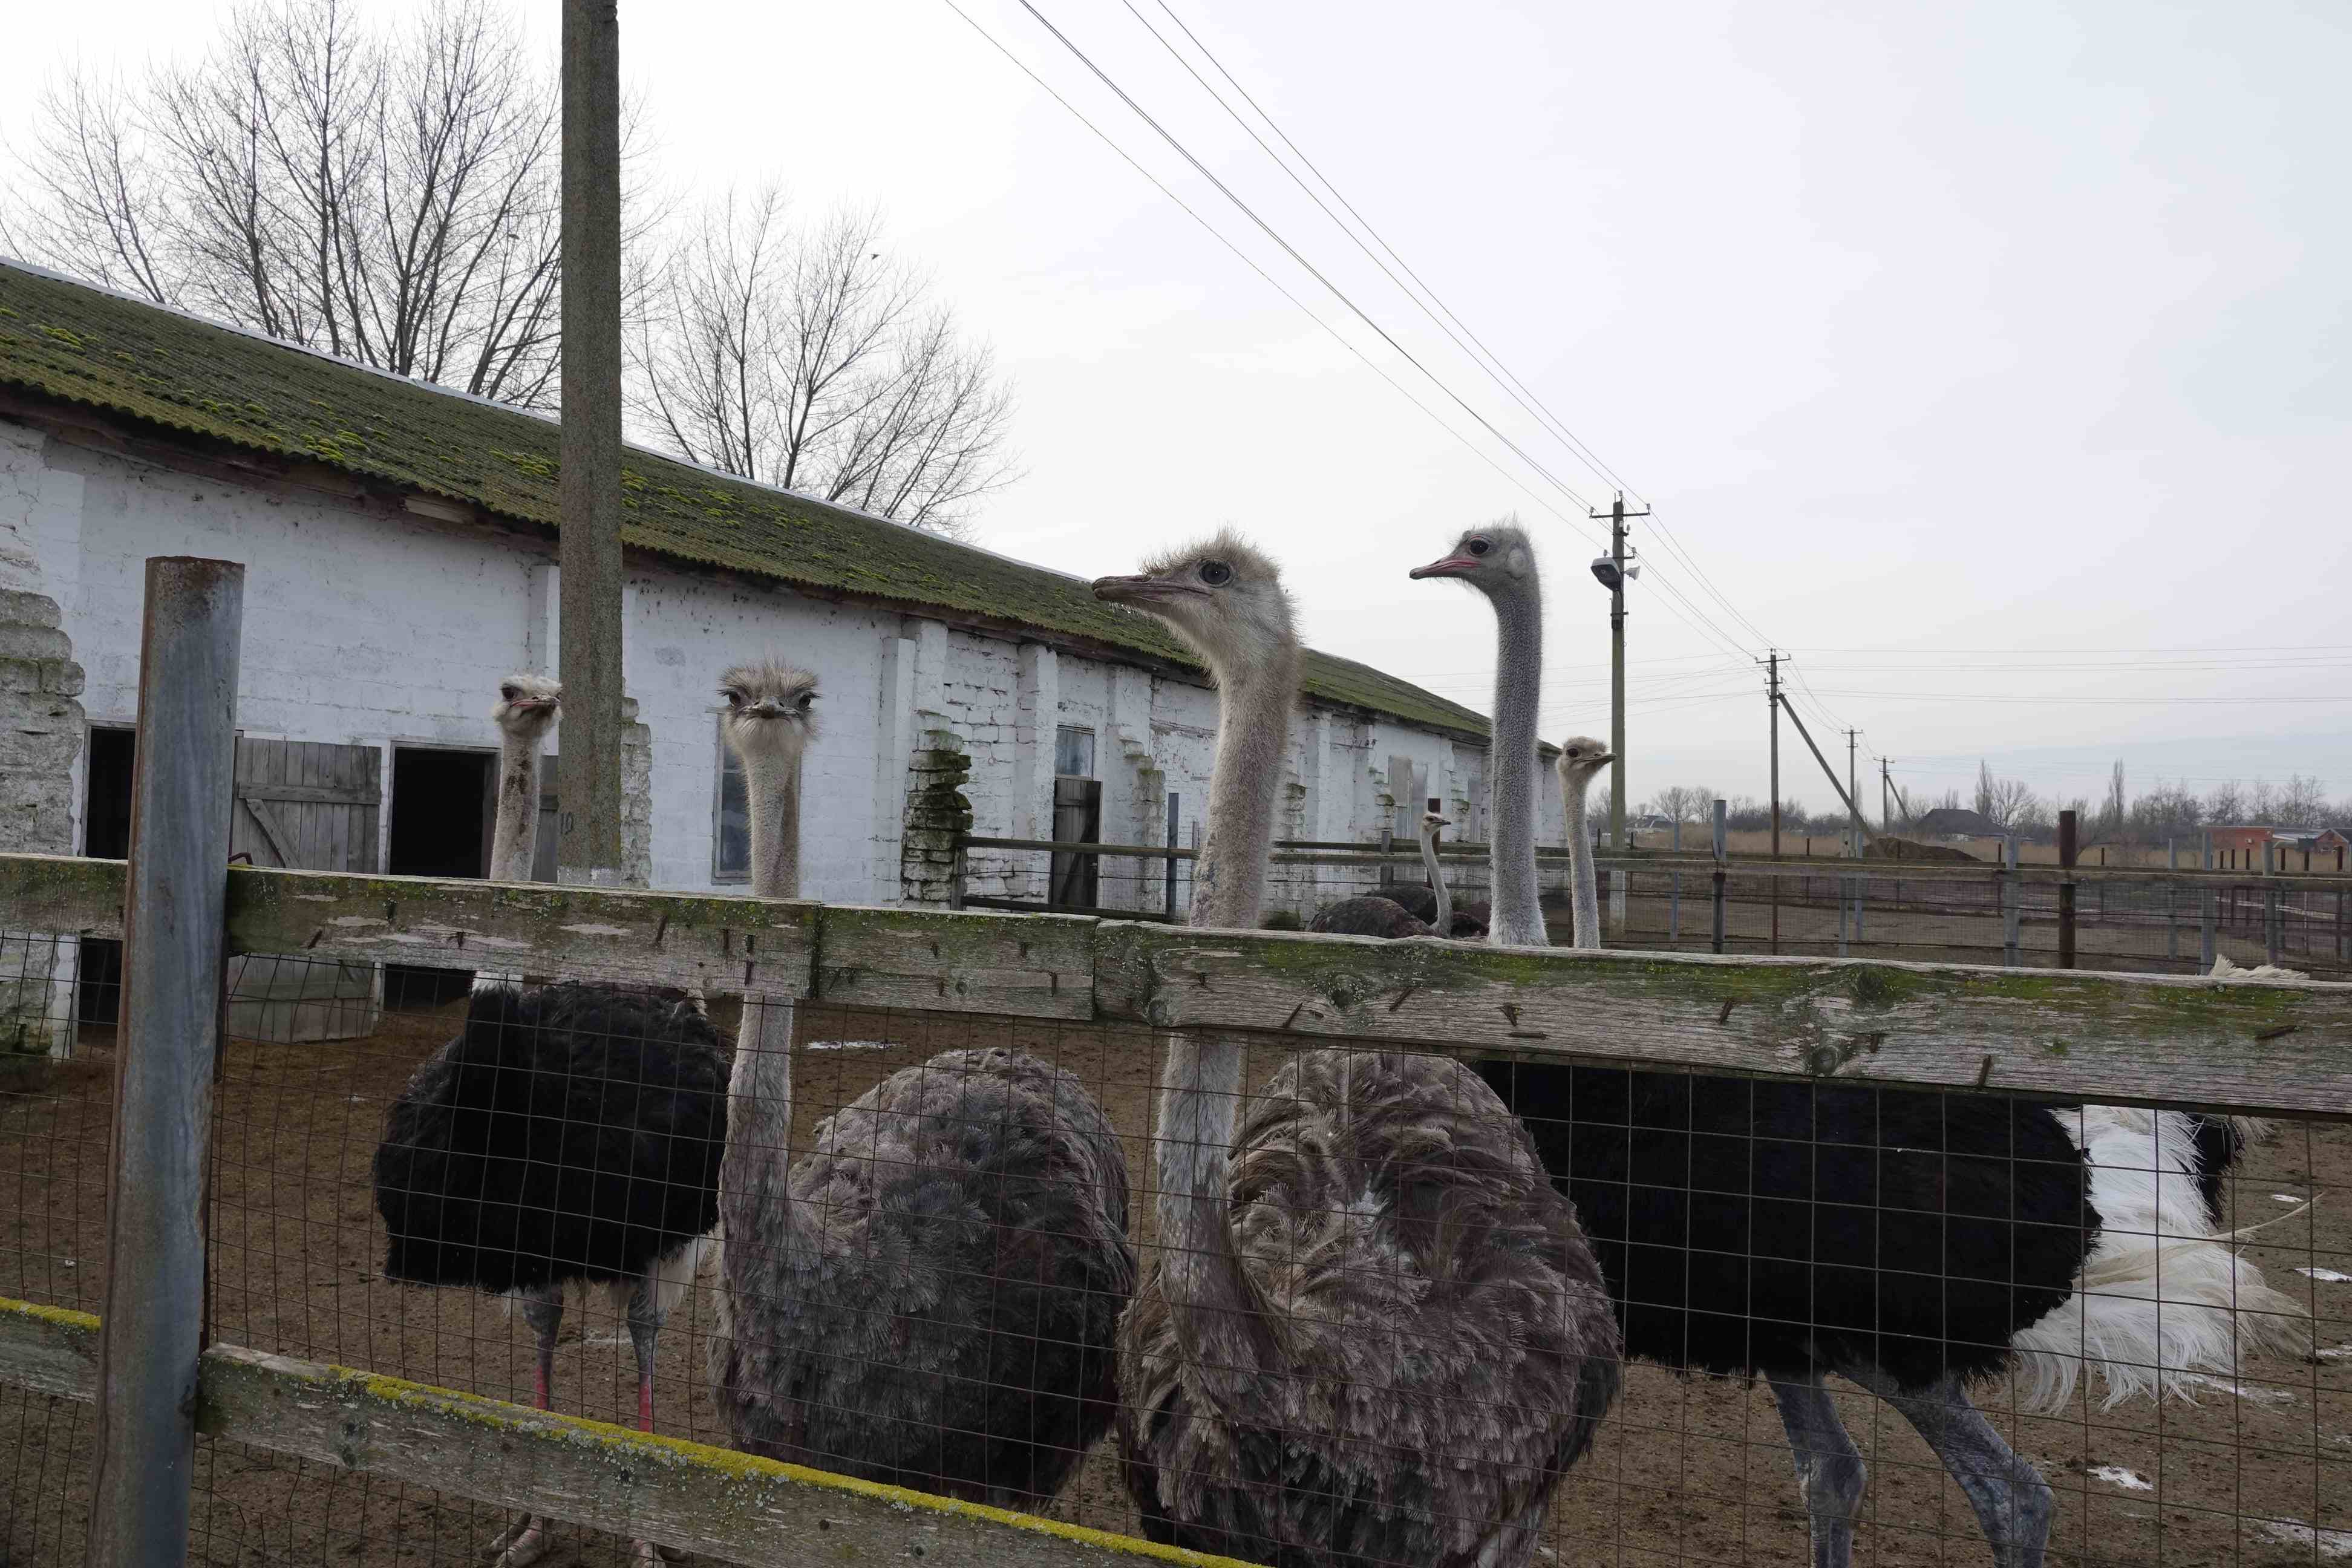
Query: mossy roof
0,261,1494,743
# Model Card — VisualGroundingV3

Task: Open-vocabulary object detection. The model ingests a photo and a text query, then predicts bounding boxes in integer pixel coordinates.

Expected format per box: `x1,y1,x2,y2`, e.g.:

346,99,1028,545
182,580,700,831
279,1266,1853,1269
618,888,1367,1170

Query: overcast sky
6,1,2347,815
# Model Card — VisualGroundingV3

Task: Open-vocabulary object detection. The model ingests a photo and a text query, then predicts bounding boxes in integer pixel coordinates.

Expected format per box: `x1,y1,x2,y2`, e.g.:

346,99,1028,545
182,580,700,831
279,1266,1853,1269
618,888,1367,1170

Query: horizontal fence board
10,856,2352,1112
196,1345,1239,1568
0,1297,100,1400
224,865,818,997
0,1302,1235,1568
1091,924,2352,1117
817,904,1097,1020
0,852,124,938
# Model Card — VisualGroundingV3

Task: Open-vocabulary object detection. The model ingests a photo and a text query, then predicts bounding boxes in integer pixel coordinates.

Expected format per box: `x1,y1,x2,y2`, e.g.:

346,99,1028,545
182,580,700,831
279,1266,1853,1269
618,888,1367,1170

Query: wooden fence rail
0,1299,1236,1568
7,851,2350,1116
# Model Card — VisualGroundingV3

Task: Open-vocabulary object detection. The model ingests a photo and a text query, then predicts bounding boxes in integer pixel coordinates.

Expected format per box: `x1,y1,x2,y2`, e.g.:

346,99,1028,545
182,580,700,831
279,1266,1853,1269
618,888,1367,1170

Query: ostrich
707,659,1135,1505
1094,533,1620,1568
375,673,726,1567
473,673,559,993
1309,810,1481,938
1419,553,2307,1567
1410,521,1550,945
1551,737,1614,949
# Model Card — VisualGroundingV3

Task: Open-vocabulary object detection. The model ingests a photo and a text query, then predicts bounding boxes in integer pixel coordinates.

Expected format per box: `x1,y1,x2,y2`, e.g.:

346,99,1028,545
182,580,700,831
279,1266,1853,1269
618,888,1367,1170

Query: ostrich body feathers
373,984,728,1300
1307,896,1438,939
1479,1065,2305,1411
1120,1051,1621,1568
710,1046,1135,1506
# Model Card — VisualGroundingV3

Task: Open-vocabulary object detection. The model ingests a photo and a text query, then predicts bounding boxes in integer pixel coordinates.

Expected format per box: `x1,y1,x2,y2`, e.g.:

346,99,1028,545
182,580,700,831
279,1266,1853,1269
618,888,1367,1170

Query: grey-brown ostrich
1094,534,1621,1568
472,674,559,994
707,661,1136,1506
1310,809,1483,938
1553,737,1614,948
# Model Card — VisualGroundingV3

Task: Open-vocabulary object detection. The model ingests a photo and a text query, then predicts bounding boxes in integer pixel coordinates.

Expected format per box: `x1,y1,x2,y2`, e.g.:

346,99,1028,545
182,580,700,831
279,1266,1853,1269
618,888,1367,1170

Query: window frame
711,715,750,884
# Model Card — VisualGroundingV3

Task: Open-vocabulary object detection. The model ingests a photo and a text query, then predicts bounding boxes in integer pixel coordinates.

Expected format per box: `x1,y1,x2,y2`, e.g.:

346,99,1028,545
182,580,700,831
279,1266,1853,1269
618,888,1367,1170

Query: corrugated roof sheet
0,261,1492,741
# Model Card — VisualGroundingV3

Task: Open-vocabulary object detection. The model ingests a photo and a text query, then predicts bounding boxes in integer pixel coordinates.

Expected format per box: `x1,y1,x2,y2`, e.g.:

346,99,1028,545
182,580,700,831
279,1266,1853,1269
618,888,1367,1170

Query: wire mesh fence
5,895,2349,1568
961,837,2352,981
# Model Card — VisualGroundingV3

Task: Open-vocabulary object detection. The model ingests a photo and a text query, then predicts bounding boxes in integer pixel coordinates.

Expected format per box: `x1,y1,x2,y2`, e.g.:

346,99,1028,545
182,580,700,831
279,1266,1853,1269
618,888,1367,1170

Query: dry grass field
4,979,2347,1567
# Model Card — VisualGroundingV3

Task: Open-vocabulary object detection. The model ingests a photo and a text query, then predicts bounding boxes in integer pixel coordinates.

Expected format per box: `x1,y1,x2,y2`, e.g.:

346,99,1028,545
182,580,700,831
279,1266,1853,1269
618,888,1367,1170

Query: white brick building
0,261,1564,969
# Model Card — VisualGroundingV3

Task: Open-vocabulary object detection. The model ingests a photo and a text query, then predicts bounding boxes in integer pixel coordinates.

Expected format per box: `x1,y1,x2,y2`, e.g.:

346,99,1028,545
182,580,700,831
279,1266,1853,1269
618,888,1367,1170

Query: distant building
1913,806,2009,841
2212,825,2349,871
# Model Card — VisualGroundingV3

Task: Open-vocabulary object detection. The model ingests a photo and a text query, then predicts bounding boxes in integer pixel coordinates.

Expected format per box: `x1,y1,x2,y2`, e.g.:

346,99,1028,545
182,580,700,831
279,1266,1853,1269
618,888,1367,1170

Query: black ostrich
370,675,726,1568
374,981,727,1565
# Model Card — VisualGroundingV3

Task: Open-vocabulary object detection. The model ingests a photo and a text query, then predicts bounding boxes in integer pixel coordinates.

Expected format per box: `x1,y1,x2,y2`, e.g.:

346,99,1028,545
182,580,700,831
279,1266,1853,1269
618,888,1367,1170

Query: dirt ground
3,984,2346,1568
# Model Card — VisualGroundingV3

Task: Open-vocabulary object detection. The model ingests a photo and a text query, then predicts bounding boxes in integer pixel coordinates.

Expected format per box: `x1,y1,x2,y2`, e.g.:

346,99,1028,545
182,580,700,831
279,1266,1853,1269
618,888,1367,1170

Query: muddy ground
3,984,2345,1567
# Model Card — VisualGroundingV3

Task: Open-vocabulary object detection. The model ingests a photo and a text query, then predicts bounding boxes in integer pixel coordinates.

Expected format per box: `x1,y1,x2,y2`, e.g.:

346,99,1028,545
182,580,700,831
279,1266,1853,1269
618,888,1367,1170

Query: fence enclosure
3,560,2347,1567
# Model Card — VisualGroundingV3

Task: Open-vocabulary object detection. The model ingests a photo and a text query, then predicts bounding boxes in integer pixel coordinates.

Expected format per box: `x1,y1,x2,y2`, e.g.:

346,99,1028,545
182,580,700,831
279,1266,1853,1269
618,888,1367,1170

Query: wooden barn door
228,740,384,1042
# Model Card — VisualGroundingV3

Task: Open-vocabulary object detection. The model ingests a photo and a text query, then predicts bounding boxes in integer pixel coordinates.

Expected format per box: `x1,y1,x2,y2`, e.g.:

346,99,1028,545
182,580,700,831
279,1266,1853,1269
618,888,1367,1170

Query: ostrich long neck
1564,770,1601,951
719,741,815,1293
1158,645,1297,1396
1419,823,1451,933
1487,578,1548,945
489,727,543,882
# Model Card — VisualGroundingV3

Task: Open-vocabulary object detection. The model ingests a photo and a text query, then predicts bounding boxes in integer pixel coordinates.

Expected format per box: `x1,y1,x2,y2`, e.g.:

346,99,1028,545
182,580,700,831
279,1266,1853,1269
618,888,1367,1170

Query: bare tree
7,0,654,410
1647,784,1716,826
2251,774,2330,830
628,187,1017,536
2205,779,2247,825
1972,760,2039,830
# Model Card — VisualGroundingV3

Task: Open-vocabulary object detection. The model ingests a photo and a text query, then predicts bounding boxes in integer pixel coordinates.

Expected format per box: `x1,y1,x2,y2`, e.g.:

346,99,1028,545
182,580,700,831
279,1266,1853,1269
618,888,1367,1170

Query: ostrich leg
623,1266,685,1564
1848,1368,2053,1568
1771,1374,1868,1568
489,1288,566,1567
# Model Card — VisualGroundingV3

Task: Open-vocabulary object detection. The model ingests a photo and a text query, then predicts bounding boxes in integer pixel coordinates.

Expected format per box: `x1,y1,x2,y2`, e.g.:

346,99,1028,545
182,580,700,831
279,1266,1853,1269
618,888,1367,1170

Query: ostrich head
491,673,561,740
718,660,820,767
1407,518,1538,598
1556,734,1615,791
1420,809,1450,838
1090,529,1295,676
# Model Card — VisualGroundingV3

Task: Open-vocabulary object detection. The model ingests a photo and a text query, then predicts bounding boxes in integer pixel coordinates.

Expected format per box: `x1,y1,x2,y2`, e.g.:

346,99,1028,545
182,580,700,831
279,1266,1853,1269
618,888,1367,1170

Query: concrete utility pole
1846,730,1861,858
557,0,627,886
1590,492,1648,850
1881,756,1893,834
1762,650,1782,953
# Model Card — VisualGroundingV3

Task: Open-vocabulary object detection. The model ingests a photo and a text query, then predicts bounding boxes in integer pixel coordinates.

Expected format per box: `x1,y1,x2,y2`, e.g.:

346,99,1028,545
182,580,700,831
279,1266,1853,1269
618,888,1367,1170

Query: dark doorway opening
78,727,136,1024
386,747,494,1006
1051,777,1103,908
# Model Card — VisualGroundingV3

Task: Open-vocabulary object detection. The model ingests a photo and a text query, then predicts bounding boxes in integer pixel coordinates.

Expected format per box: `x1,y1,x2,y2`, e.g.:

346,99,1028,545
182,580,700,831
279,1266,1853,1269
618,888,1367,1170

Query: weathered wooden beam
1091,923,2352,1118
0,1305,1238,1568
224,866,818,998
193,1344,1238,1568
0,1296,100,1401
817,904,1097,1021
0,853,125,938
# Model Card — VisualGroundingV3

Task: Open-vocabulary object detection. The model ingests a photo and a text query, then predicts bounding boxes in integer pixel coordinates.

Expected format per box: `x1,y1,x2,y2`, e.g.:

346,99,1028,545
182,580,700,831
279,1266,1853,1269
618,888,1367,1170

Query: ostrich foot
486,1514,550,1567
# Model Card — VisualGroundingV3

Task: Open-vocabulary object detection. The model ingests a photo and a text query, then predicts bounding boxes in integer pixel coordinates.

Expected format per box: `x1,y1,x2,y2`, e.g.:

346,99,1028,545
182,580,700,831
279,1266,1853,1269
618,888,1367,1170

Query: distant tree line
1637,761,2344,846
2,0,1015,535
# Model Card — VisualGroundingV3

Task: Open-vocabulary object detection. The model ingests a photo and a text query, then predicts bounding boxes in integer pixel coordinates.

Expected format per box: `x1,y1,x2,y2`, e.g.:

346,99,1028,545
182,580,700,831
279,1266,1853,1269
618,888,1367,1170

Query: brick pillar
901,731,973,906
0,589,84,1053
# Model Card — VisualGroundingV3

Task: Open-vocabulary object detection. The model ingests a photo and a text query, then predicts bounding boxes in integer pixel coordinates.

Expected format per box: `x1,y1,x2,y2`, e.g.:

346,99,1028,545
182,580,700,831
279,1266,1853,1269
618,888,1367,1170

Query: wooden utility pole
558,0,627,886
1590,493,1647,850
1881,756,1893,834
90,558,244,1568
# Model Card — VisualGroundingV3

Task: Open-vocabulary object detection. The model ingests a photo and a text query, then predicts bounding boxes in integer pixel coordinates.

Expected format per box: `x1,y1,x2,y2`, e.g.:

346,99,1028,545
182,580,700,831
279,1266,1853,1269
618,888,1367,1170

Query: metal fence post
2002,834,2021,967
947,839,967,912
1710,799,1727,955
88,558,245,1568
1668,815,1681,947
2200,829,2217,972
2264,841,2282,967
2057,810,2079,969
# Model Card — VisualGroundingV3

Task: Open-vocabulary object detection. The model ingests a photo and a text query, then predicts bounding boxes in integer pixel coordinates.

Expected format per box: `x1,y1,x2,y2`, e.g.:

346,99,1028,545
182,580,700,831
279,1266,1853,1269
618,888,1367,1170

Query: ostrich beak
1408,555,1478,580
1092,573,1200,604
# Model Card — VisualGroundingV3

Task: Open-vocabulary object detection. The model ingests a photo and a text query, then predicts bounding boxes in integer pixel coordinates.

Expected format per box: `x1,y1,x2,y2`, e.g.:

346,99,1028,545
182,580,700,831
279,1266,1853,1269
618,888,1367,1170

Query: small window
713,719,750,883
1054,725,1096,779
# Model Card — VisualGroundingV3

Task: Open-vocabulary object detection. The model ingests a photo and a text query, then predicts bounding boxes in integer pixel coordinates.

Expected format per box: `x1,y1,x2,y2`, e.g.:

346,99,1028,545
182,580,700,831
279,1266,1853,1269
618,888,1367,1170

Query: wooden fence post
2002,834,2021,968
2057,810,2079,969
1163,792,1180,918
1710,800,1727,955
1668,815,1681,947
88,558,244,1568
2200,829,2217,972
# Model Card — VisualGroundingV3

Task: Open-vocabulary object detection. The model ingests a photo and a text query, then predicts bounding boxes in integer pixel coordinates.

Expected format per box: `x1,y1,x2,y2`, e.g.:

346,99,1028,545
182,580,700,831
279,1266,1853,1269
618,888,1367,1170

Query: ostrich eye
1466,538,1492,557
1567,746,1580,757
796,693,814,710
500,686,518,701
1198,561,1233,586
722,690,743,708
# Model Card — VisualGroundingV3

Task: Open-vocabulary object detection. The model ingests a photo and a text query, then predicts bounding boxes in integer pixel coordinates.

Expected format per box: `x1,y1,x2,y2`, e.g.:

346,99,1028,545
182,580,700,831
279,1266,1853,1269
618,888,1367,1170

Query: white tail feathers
502,1232,716,1329
2008,1106,2310,1414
